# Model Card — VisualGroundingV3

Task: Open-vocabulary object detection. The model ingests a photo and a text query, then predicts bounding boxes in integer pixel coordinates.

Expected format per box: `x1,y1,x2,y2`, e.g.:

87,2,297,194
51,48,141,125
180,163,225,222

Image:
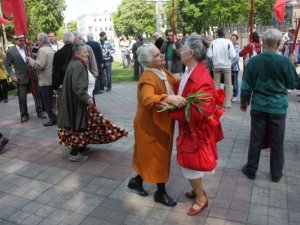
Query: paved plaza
0,82,300,225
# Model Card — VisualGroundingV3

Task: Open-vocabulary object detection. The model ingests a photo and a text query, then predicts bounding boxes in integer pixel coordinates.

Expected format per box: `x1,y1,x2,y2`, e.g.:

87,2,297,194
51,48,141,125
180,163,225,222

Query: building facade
77,10,115,41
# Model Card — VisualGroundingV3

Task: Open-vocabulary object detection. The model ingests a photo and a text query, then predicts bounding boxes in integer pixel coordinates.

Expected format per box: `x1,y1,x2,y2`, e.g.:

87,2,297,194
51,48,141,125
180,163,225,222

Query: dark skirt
58,105,128,149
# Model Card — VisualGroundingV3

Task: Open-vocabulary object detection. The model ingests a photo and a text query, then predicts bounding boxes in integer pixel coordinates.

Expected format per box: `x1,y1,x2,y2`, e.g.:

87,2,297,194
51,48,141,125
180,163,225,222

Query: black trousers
245,109,286,179
39,86,56,122
0,79,8,100
93,63,104,92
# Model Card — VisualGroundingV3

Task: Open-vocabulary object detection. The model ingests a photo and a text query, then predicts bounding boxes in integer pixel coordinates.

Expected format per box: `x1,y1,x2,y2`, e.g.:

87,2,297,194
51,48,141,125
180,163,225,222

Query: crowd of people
0,26,299,217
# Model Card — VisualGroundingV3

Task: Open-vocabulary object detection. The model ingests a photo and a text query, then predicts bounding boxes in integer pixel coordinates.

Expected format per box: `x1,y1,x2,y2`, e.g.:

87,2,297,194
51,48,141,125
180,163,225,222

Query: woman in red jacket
239,31,261,67
168,35,225,216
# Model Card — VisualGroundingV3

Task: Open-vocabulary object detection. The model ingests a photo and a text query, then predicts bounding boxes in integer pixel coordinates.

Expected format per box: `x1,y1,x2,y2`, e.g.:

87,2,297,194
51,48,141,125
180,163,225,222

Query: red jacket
169,62,224,171
239,42,261,58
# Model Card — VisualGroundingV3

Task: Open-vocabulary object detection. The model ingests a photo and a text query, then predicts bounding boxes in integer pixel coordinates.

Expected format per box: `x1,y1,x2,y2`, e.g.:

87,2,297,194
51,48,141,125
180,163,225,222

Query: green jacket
240,51,299,114
57,58,92,130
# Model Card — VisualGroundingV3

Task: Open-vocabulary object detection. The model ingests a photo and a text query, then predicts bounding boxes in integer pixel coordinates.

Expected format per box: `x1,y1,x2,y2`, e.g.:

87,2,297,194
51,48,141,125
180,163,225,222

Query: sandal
185,190,206,199
187,199,208,216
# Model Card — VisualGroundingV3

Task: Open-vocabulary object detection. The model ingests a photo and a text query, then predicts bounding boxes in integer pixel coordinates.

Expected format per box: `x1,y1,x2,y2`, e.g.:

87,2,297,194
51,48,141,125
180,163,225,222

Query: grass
111,62,134,83
8,62,134,96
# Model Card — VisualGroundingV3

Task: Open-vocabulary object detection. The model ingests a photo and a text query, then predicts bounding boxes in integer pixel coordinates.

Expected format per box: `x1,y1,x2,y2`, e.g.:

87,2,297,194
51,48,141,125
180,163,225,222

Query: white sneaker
68,153,88,162
232,97,238,102
287,89,292,94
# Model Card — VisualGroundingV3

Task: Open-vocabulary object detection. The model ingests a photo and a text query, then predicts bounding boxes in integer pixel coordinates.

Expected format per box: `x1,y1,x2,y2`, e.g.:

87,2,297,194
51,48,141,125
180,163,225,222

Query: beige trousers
213,67,232,108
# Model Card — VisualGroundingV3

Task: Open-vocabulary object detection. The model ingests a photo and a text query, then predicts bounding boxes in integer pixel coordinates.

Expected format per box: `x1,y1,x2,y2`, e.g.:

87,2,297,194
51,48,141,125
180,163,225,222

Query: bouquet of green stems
158,92,212,122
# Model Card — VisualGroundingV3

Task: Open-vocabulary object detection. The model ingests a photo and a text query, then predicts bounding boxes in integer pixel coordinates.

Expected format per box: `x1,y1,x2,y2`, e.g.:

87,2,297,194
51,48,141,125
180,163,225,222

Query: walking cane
15,79,22,122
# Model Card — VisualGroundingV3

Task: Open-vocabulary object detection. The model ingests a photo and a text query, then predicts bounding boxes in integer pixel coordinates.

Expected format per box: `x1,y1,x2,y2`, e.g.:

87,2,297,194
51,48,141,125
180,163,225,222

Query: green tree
25,0,66,41
113,0,156,36
166,0,275,34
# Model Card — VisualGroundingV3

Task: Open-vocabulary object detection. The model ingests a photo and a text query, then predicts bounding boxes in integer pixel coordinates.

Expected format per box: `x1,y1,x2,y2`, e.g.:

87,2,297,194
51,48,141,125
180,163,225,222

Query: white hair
137,44,156,67
263,28,282,47
37,32,49,44
63,32,74,44
87,33,94,41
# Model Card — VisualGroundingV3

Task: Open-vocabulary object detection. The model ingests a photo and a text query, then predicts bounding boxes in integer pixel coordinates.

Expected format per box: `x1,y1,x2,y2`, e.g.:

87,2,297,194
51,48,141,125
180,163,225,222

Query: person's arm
27,49,47,70
285,60,300,90
72,64,92,104
229,42,236,60
240,61,254,111
4,50,14,76
52,53,60,90
88,48,98,77
160,41,168,54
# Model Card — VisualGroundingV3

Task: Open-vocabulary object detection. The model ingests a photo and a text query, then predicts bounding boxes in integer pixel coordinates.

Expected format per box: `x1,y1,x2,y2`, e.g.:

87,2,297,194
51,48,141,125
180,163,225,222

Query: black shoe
242,165,256,180
38,112,47,119
154,191,177,207
0,137,9,153
106,89,111,92
271,175,282,183
127,178,148,197
3,99,7,103
43,120,57,126
21,115,29,123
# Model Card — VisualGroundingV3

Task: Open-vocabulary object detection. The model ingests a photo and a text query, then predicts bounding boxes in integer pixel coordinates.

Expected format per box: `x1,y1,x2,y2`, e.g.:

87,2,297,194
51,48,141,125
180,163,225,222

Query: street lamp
146,0,169,32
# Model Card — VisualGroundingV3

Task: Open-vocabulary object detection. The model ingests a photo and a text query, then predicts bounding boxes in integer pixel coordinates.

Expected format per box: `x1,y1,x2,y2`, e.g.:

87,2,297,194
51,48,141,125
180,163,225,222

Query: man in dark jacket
52,32,74,91
86,33,104,94
160,29,183,77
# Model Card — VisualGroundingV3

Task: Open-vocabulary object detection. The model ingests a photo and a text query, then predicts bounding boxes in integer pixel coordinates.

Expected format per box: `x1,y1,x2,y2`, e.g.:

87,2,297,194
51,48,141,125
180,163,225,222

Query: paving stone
0,159,29,173
267,217,288,225
147,208,170,221
35,167,71,184
48,209,85,225
105,210,129,224
208,207,228,220
0,195,30,209
142,218,164,225
7,210,31,224
20,214,43,225
0,204,18,220
268,207,288,219
205,217,226,225
56,172,95,190
247,213,268,225
14,163,49,178
22,201,56,218
123,215,144,225
227,209,248,223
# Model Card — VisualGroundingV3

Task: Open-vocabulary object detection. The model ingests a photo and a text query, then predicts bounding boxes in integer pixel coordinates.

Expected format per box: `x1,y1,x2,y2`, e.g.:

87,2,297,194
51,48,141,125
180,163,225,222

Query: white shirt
178,66,195,96
207,38,236,69
16,45,26,62
50,43,58,52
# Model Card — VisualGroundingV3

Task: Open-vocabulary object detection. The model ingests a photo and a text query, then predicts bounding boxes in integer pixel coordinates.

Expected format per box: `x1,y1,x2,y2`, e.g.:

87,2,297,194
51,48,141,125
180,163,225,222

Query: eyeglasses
100,34,105,36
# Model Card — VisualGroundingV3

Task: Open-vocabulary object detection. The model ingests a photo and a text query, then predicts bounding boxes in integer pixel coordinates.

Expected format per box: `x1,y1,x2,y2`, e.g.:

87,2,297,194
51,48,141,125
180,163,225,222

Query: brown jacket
132,69,178,183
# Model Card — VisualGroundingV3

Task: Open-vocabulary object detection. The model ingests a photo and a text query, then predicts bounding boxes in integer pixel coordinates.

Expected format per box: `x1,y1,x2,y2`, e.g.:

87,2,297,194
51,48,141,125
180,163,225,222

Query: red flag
0,17,10,25
2,0,28,35
273,0,286,22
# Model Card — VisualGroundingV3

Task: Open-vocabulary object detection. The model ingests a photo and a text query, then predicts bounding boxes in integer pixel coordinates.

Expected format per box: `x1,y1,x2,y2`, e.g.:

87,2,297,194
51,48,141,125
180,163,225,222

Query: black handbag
7,77,17,91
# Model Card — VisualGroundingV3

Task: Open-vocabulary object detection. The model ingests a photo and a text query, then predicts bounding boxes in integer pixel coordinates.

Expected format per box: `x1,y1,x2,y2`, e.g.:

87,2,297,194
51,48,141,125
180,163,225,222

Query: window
105,26,107,31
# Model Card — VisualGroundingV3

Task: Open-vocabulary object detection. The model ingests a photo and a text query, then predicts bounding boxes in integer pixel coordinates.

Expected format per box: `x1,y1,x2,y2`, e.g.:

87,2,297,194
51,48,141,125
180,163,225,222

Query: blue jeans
232,71,239,97
103,61,112,90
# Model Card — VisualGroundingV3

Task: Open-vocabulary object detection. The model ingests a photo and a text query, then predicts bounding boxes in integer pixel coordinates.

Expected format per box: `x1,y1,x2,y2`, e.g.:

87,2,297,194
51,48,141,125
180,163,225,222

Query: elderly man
5,35,45,122
73,32,99,93
52,32,74,91
240,28,299,183
27,33,56,126
153,32,164,50
86,33,104,94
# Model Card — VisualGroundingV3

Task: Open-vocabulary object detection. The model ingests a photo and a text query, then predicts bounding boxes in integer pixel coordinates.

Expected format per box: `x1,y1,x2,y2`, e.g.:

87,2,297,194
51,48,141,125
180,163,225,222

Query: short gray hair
72,44,87,57
87,33,94,41
263,28,282,48
63,32,75,44
184,35,209,61
37,32,49,44
73,31,84,39
137,44,156,67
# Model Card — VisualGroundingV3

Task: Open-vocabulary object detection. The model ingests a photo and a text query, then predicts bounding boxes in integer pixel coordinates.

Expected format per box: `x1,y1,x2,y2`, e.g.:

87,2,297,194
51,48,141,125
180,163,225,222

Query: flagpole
249,0,254,43
291,1,300,56
171,0,175,39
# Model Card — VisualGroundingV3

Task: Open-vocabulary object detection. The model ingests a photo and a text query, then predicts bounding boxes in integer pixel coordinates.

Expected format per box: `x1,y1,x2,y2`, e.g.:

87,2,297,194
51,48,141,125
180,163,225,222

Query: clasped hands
154,95,186,110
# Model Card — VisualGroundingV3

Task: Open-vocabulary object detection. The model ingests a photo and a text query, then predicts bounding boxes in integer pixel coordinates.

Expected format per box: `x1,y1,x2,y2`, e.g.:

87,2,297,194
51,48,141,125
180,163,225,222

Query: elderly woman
168,35,225,216
58,44,127,162
127,44,186,207
240,28,299,183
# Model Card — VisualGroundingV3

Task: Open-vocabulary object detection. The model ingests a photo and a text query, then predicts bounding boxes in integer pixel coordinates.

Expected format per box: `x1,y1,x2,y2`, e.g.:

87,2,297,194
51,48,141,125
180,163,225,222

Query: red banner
2,0,28,35
273,0,286,22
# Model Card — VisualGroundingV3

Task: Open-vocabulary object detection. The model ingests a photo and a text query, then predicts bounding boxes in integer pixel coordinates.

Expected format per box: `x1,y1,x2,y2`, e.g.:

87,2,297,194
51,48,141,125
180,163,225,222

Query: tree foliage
25,0,66,41
113,0,156,37
165,0,275,34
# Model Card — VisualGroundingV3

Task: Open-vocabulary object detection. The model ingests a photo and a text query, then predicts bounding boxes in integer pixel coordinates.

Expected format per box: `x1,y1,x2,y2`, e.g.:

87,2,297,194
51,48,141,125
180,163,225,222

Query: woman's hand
163,95,186,108
87,98,94,106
